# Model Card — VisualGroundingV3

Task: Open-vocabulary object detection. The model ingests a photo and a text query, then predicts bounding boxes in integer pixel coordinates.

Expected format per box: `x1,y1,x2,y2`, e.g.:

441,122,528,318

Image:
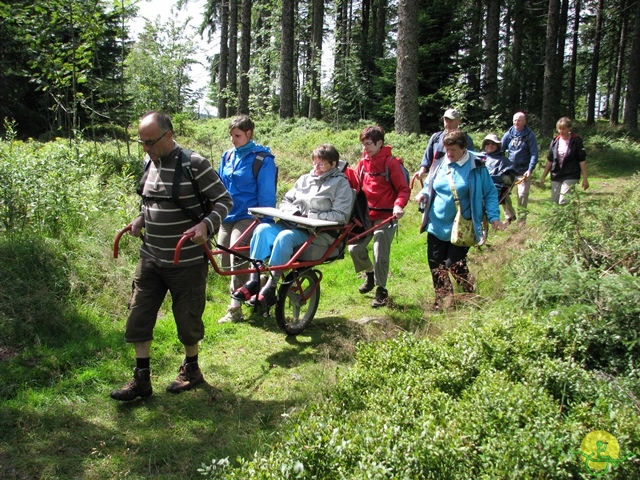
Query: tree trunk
568,0,580,119
308,0,323,119
218,0,229,118
553,0,569,116
334,0,348,72
586,0,604,125
541,0,561,135
360,0,371,69
483,0,500,110
624,0,640,130
394,0,420,134
467,0,483,98
238,0,251,114
228,0,238,113
279,0,295,118
611,0,629,125
255,8,271,112
508,0,525,112
373,0,387,59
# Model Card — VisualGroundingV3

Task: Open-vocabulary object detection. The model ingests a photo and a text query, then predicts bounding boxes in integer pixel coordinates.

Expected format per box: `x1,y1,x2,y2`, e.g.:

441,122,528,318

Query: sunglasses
137,130,169,146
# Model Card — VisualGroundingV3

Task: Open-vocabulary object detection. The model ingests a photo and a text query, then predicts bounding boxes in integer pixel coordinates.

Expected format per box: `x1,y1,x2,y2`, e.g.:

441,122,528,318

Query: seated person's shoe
231,279,260,301
249,285,278,308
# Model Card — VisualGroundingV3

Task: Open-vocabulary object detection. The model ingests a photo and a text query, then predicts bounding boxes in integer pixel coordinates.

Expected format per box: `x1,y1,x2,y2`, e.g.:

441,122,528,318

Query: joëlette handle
174,232,215,265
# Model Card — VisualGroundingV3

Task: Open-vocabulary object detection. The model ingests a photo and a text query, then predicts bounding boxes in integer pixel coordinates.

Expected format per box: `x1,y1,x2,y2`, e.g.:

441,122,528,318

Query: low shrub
203,323,639,478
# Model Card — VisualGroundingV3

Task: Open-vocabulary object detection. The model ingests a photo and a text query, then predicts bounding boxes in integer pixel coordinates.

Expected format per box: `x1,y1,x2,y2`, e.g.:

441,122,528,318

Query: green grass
1,118,639,478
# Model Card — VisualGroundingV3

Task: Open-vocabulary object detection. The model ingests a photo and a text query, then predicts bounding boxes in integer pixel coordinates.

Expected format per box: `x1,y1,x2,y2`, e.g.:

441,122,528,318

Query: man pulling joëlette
110,111,233,402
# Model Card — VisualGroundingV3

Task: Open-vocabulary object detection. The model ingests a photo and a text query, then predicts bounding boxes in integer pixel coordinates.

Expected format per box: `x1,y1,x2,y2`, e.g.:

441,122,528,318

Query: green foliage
0,0,134,137
212,323,639,478
2,120,640,478
124,13,203,118
505,176,640,375
0,138,137,236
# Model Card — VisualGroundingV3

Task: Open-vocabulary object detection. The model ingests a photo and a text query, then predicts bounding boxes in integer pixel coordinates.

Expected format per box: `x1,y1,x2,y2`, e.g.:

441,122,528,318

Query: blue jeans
249,222,310,267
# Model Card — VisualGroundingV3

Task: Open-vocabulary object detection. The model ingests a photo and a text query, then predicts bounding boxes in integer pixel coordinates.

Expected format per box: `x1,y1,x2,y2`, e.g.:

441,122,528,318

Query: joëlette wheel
275,268,321,335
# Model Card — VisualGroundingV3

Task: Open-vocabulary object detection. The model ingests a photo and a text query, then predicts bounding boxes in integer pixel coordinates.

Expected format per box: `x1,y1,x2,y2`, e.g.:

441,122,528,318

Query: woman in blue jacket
539,117,588,204
217,115,277,323
415,130,504,310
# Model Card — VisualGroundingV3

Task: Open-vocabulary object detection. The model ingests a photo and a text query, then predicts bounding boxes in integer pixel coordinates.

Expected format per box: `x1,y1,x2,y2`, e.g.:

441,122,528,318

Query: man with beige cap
413,108,475,182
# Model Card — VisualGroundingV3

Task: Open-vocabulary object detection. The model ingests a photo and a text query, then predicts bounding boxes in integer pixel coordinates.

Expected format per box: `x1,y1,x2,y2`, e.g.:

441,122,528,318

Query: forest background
2,0,640,140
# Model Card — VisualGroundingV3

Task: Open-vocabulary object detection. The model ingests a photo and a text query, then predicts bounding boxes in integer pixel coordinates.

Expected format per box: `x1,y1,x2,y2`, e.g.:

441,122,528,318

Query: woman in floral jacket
539,117,588,204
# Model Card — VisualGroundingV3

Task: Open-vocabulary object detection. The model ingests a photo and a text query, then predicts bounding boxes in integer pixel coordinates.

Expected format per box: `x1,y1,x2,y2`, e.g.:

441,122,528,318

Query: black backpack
137,148,212,224
338,160,372,235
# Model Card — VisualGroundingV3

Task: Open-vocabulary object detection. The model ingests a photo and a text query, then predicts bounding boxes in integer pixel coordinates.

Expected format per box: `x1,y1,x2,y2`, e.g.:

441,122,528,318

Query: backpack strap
136,158,152,197
226,149,274,182
252,152,266,179
175,148,210,224
137,151,209,225
360,160,390,182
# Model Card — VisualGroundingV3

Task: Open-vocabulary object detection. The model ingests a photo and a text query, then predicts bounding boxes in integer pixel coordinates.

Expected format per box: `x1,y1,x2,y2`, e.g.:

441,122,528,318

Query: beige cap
443,108,461,120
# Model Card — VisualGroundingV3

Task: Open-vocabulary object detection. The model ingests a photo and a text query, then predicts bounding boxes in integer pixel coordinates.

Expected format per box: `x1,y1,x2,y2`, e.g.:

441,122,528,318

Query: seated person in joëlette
231,143,354,308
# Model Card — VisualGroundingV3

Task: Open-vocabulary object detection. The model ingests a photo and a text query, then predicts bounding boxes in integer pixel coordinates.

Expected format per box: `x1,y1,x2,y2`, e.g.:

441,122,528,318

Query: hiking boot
110,368,152,401
433,294,454,311
166,361,204,393
371,286,388,308
218,306,244,324
359,271,375,294
461,273,476,293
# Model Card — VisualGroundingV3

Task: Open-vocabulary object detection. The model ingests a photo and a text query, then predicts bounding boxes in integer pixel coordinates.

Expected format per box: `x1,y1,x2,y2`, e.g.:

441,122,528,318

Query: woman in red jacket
348,126,410,308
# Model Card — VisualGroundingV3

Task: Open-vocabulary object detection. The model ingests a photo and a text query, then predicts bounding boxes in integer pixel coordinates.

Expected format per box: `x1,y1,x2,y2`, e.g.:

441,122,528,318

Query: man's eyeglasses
361,141,375,147
313,161,328,168
137,130,169,146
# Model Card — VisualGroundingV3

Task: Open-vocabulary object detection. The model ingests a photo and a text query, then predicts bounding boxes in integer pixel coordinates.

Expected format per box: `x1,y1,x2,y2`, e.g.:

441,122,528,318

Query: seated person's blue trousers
249,222,310,267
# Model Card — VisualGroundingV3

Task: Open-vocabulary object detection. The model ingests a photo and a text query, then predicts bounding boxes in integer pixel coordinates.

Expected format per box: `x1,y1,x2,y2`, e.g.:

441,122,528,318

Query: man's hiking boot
110,368,152,401
371,286,388,308
218,306,244,323
166,361,204,393
359,271,375,294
